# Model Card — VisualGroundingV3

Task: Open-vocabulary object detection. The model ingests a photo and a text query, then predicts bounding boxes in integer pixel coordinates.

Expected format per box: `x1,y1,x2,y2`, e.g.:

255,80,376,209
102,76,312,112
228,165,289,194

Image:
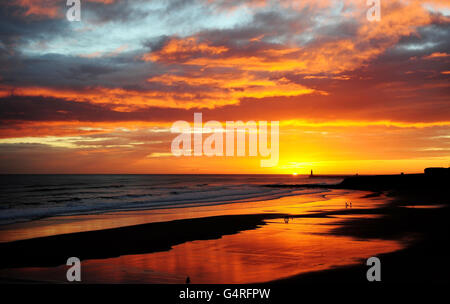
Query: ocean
0,174,343,225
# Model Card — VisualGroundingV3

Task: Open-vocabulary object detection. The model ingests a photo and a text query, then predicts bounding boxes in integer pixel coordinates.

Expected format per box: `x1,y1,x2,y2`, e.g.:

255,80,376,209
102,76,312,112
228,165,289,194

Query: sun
292,172,298,176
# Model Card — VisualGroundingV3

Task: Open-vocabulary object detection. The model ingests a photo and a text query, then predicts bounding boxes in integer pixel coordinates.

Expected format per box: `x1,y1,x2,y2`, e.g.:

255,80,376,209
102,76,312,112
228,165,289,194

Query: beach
0,174,448,285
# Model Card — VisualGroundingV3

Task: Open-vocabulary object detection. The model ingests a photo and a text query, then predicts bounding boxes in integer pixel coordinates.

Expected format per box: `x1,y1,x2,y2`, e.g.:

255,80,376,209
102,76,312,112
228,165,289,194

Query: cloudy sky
0,0,449,174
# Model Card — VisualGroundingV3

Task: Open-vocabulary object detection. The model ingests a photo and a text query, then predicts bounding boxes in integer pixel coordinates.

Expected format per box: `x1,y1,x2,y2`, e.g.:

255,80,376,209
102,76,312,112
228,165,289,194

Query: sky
0,0,449,174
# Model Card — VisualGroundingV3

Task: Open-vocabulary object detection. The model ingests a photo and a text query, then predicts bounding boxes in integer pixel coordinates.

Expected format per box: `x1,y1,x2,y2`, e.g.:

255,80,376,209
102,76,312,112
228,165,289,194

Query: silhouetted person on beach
350,202,352,208
186,276,190,284
345,202,348,208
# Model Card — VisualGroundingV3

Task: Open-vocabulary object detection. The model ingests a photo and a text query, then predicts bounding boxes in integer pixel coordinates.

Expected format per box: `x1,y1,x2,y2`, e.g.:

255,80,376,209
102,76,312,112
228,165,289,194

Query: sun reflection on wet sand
86,218,399,284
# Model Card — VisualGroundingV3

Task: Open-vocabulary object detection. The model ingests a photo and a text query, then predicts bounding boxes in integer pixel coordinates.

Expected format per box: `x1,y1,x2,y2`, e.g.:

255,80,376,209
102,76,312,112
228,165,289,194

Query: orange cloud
145,0,439,76
11,0,61,18
0,65,320,110
10,0,116,18
147,72,321,103
0,85,225,110
143,37,228,62
424,52,450,60
0,121,172,139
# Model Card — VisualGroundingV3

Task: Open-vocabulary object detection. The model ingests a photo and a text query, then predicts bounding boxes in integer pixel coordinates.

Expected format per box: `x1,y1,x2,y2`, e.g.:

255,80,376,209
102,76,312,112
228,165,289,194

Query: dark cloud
0,50,163,89
0,3,69,51
84,0,151,24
